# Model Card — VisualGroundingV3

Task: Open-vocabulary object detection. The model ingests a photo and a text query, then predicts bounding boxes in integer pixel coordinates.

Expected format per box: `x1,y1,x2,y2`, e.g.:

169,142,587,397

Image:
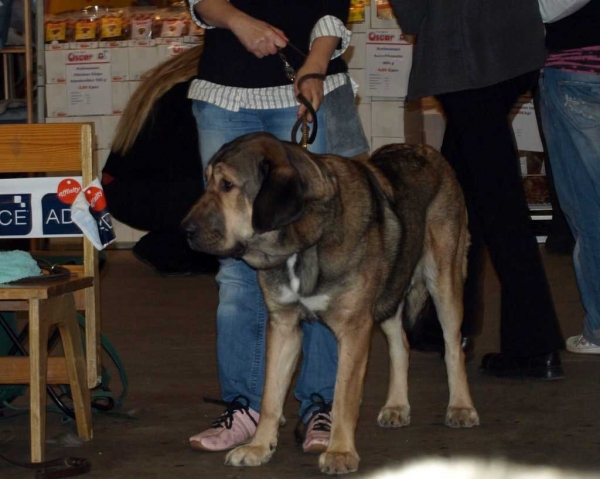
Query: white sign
0,177,83,238
366,30,412,98
512,97,543,153
66,49,112,116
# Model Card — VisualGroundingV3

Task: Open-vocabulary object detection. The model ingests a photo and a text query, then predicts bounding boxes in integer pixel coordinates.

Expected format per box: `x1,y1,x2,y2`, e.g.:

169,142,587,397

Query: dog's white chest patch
278,254,330,312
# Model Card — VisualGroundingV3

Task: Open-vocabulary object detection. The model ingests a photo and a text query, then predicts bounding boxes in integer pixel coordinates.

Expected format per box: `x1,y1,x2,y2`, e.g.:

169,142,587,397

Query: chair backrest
0,123,101,388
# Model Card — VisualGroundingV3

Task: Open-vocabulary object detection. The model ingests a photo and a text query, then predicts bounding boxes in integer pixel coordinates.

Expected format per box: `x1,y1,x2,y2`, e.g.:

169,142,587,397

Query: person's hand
294,62,326,123
401,33,417,44
229,14,288,58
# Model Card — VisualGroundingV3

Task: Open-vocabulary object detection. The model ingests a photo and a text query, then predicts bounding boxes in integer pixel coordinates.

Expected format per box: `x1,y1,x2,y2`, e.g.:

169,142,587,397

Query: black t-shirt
195,0,350,88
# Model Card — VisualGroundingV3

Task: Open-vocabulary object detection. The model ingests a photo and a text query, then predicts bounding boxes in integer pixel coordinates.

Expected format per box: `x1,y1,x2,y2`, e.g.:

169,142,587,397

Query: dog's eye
221,179,234,192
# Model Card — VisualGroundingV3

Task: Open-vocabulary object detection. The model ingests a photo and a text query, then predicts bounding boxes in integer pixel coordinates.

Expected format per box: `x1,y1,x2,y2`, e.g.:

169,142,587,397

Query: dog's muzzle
181,214,219,253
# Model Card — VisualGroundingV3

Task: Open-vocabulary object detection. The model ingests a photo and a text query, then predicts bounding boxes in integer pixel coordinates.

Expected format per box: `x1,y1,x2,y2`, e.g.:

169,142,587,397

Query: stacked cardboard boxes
343,2,420,151
44,9,202,244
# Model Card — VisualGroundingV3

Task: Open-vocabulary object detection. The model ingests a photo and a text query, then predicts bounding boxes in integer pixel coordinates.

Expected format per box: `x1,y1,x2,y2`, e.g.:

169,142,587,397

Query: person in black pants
391,0,565,379
102,79,218,276
437,73,564,371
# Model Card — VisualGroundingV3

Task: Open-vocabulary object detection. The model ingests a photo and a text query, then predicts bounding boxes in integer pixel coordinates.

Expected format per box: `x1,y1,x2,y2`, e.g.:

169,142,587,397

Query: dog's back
355,144,467,326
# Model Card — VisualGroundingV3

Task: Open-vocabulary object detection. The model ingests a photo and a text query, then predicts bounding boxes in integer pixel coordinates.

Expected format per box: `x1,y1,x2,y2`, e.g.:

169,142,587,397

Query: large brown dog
182,132,479,475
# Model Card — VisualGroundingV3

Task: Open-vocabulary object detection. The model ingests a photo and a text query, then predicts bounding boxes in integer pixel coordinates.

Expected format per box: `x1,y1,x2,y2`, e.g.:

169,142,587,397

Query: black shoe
480,351,564,380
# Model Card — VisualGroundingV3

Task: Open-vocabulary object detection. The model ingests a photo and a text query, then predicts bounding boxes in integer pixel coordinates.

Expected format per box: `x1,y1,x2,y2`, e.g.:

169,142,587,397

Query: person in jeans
390,0,566,379
185,0,369,453
538,0,600,354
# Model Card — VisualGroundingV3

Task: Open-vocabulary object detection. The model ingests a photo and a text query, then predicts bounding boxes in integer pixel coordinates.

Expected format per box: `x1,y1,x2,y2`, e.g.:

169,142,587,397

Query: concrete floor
1,248,599,478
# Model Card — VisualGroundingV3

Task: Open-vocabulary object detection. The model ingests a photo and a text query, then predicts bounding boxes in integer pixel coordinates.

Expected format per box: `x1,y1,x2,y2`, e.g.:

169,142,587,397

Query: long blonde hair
111,44,203,155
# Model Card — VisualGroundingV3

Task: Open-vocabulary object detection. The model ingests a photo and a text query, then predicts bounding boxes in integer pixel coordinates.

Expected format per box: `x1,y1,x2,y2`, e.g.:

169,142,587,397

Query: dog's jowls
183,132,479,475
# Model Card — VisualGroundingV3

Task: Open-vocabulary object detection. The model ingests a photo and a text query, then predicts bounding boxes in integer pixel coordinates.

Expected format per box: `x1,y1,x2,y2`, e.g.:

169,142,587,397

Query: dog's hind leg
424,217,479,428
320,310,373,475
225,307,303,467
378,307,411,428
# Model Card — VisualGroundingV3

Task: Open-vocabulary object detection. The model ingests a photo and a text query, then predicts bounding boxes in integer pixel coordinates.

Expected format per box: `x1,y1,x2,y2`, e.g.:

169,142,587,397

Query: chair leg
56,294,93,442
29,294,94,463
29,299,49,463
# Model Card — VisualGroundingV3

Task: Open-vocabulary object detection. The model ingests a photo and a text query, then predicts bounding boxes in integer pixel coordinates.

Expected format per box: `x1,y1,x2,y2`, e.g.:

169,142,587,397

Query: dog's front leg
225,308,302,467
320,316,373,475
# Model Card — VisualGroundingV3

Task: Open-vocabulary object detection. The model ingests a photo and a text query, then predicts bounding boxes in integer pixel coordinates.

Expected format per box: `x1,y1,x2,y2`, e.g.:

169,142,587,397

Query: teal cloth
0,250,42,284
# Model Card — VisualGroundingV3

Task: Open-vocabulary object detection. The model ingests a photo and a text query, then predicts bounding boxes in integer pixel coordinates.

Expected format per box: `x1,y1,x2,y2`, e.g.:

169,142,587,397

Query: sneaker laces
203,395,258,430
294,393,332,445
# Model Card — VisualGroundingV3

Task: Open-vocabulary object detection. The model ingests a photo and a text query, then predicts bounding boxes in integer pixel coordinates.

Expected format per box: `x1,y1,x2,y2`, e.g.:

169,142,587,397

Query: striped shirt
187,0,353,111
545,46,600,74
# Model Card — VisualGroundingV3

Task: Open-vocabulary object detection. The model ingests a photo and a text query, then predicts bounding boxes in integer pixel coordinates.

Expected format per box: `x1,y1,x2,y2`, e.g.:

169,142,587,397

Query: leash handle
291,73,326,148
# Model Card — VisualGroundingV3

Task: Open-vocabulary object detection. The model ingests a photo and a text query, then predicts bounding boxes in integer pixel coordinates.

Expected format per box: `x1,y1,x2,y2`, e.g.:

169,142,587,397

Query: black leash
278,45,326,148
0,452,91,479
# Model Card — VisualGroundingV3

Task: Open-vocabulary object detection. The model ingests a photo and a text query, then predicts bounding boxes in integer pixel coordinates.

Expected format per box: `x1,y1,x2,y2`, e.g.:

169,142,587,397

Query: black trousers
436,71,564,358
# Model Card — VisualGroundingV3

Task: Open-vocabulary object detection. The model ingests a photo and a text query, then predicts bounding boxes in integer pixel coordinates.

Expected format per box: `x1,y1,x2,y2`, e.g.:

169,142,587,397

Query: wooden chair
0,123,101,462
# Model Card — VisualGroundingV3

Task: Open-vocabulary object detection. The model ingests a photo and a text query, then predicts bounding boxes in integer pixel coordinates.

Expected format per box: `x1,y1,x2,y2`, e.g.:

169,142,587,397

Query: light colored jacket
390,0,547,100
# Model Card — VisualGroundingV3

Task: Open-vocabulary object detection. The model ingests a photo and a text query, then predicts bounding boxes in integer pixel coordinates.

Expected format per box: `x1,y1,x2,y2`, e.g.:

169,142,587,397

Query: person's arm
389,0,428,36
295,9,352,121
187,0,288,58
295,36,341,122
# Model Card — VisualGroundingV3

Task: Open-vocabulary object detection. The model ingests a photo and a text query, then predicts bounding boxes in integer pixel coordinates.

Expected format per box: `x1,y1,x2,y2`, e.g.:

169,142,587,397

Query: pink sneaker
296,393,332,454
189,396,259,452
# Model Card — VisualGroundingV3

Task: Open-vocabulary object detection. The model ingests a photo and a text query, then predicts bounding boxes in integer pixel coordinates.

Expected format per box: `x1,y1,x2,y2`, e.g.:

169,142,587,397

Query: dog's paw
445,407,480,428
377,406,411,428
224,444,274,467
319,451,360,475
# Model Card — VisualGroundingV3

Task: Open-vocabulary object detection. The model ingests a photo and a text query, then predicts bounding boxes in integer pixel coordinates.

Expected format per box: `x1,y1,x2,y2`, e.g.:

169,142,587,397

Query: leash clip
278,51,296,82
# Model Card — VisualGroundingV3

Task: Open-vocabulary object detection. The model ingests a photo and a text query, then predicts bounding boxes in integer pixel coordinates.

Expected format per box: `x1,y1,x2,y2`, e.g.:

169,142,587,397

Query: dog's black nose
181,220,197,238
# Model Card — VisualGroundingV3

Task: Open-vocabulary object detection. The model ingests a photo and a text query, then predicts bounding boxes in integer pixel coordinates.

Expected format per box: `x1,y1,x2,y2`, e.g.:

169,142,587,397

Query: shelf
0,46,27,54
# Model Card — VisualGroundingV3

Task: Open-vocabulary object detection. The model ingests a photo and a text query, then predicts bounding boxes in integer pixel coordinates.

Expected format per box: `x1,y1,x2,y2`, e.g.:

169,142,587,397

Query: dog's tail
111,44,203,155
401,279,430,332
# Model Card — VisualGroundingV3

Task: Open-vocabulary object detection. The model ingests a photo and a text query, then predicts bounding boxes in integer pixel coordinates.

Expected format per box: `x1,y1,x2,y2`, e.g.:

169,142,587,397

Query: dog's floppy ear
252,158,304,234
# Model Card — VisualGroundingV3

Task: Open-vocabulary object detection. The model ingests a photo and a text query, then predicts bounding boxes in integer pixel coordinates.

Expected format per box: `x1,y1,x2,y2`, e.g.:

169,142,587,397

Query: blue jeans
192,100,338,418
539,67,600,346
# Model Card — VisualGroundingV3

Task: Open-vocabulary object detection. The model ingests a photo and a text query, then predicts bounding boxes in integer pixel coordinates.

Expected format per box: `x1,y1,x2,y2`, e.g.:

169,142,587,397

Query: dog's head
182,132,335,268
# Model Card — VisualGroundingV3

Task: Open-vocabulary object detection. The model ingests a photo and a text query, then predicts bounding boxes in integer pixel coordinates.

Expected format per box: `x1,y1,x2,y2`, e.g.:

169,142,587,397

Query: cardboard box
45,49,67,84
343,33,366,69
129,81,143,96
157,43,193,64
511,96,543,153
98,42,130,81
128,40,159,81
65,49,113,117
46,83,68,117
111,82,131,115
100,115,121,150
348,68,369,104
183,36,204,45
69,41,100,50
371,100,405,138
44,42,69,51
156,37,184,45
